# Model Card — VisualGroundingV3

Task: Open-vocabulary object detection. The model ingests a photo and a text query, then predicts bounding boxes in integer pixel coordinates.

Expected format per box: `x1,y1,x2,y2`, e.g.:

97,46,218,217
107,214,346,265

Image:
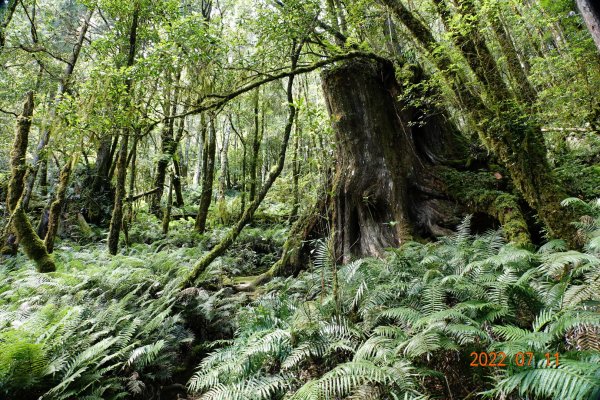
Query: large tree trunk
321,59,529,262
322,60,414,262
576,0,600,53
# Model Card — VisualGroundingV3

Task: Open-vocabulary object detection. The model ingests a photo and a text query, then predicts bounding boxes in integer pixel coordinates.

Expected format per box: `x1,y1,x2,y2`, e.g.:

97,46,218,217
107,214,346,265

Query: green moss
440,167,530,246
13,206,56,272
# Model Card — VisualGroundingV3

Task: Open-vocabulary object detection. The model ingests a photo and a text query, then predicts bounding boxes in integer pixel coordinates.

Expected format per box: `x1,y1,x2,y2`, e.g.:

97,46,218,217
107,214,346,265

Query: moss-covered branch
2,92,56,271
249,194,327,288
440,167,530,246
13,202,56,272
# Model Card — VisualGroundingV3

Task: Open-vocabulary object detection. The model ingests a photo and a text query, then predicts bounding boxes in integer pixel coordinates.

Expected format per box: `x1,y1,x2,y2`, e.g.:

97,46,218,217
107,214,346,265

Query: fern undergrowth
187,200,600,400
1,199,599,400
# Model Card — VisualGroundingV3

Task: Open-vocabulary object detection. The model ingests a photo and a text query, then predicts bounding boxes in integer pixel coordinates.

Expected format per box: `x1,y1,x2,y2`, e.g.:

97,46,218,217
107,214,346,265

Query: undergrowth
1,199,599,399
187,199,600,400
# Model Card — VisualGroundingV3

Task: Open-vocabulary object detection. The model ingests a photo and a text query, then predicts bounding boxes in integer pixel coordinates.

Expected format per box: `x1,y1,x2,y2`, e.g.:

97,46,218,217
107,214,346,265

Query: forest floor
1,198,600,400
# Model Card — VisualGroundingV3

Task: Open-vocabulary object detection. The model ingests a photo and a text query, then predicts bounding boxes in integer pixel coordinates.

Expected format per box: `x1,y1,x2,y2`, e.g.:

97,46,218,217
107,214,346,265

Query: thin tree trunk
218,119,231,222
192,114,205,188
123,128,140,248
107,133,120,181
172,113,186,207
151,72,184,214
2,92,56,272
488,4,536,104
107,5,139,255
162,175,174,235
229,115,247,217
249,89,261,202
44,157,73,253
38,158,48,197
290,113,301,222
87,134,114,224
194,115,217,233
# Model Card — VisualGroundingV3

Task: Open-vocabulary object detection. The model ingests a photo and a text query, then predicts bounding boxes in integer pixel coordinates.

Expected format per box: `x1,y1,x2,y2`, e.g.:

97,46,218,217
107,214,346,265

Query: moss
13,205,56,273
440,167,530,246
6,93,34,211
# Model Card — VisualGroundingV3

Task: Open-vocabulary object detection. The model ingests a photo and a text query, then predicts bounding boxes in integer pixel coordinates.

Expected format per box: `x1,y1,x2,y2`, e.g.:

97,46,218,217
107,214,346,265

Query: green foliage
188,210,600,399
0,245,194,399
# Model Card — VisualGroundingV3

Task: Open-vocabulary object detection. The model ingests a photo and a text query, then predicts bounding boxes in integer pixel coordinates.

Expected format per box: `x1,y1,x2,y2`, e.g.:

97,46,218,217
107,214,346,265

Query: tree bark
322,58,531,262
322,60,414,262
290,111,301,222
577,0,600,53
44,157,73,253
249,89,261,202
87,135,115,225
194,115,217,233
162,175,173,235
192,114,205,188
2,92,35,256
172,116,186,207
2,92,56,272
107,5,139,255
217,119,231,222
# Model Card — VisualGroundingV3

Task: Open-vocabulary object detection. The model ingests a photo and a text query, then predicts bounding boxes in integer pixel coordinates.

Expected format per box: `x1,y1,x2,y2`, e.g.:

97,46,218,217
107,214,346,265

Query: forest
0,0,600,399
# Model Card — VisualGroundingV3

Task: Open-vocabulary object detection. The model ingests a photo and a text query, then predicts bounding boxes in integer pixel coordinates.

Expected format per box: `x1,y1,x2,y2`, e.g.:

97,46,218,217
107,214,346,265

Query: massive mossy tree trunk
1,92,56,272
322,60,414,262
321,59,530,262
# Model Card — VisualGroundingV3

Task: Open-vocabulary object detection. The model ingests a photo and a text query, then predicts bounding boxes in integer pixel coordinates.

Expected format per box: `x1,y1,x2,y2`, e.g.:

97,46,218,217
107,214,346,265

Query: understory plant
187,204,600,400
